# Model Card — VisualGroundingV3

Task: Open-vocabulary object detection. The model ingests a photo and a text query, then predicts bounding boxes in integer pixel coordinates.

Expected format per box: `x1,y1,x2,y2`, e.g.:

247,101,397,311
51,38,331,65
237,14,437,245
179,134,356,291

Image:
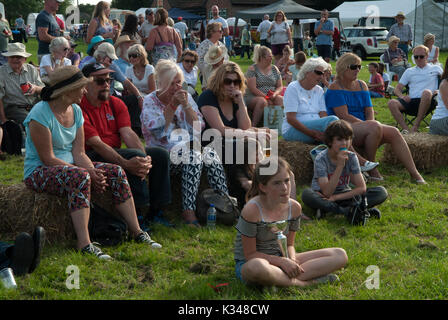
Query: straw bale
277,139,315,186
382,133,448,170
0,184,115,242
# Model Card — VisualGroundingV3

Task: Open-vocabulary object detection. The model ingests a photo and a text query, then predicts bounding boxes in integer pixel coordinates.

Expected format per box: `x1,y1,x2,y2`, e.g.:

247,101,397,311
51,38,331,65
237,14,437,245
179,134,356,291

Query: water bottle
207,204,216,229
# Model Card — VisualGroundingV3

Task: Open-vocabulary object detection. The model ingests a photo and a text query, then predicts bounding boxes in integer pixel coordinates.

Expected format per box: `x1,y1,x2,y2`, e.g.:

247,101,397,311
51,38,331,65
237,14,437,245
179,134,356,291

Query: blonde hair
413,45,429,55
335,52,361,81
207,22,221,39
127,44,149,65
207,62,246,100
154,8,168,26
274,11,287,22
424,33,435,46
154,59,184,94
252,45,272,63
92,1,111,26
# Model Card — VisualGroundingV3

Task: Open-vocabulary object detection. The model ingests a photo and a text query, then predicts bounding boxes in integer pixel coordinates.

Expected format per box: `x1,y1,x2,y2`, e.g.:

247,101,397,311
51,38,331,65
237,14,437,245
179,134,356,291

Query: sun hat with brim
87,35,113,56
396,11,406,18
95,42,118,60
388,35,400,45
2,43,32,58
82,62,115,78
204,45,228,65
114,35,138,48
40,66,91,101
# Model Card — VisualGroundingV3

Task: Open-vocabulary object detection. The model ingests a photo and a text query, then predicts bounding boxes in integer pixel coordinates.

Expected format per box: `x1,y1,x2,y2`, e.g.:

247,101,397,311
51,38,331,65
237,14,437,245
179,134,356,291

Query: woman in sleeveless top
325,53,426,184
234,157,347,287
424,33,441,67
245,45,284,126
267,11,292,64
86,1,118,44
145,8,182,67
125,44,155,96
120,14,142,43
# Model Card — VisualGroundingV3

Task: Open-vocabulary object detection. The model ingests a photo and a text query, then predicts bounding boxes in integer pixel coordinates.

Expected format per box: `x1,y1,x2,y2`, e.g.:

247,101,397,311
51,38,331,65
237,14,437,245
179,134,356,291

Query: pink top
370,73,384,96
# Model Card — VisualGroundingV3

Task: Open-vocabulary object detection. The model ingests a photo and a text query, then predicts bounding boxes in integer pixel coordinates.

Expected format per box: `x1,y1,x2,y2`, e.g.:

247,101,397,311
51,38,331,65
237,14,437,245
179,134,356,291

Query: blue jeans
398,43,409,57
0,241,13,270
235,260,246,282
283,116,339,144
370,91,384,98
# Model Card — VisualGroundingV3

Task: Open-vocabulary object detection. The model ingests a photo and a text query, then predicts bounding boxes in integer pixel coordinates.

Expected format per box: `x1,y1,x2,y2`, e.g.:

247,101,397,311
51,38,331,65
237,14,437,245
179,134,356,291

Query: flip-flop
415,179,427,185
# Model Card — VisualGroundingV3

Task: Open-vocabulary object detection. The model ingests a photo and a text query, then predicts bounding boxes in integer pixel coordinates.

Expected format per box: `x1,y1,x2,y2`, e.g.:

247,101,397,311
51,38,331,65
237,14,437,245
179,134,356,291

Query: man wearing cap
0,43,44,126
80,63,172,227
387,12,413,57
79,35,113,70
388,45,442,133
114,35,138,74
139,9,155,46
36,0,64,63
208,5,229,37
174,17,189,50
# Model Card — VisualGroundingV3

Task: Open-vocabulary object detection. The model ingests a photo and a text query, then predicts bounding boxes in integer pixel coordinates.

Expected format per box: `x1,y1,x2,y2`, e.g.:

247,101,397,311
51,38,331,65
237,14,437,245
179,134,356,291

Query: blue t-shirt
36,10,61,55
325,89,372,121
23,101,84,179
114,58,132,75
315,20,334,46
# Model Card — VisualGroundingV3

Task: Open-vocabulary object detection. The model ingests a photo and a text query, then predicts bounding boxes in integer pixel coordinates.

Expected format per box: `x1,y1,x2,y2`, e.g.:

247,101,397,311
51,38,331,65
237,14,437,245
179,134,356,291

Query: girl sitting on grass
234,156,347,287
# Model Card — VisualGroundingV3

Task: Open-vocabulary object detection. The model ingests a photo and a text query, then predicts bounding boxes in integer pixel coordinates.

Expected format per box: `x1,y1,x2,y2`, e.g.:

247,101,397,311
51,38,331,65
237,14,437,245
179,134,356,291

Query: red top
80,95,131,150
370,73,385,95
55,16,65,31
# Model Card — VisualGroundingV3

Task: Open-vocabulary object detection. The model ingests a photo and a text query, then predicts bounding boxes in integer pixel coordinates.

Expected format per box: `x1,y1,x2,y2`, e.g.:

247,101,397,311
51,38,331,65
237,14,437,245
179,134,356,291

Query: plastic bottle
207,204,216,229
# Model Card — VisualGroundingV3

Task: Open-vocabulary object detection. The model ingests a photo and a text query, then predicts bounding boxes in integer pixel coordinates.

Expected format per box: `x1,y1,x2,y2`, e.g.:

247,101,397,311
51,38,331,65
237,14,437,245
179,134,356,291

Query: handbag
197,189,240,226
263,105,284,132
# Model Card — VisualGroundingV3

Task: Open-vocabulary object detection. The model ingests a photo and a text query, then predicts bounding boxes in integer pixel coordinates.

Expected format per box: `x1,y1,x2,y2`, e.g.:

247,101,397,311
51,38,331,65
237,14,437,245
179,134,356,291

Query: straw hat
205,45,228,66
388,35,400,45
395,11,406,18
40,66,91,101
2,43,32,58
114,35,138,48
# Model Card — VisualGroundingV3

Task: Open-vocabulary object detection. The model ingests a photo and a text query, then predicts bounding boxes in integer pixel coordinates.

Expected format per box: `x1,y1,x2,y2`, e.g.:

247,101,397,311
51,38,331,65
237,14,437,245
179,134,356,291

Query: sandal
415,179,427,185
182,211,201,228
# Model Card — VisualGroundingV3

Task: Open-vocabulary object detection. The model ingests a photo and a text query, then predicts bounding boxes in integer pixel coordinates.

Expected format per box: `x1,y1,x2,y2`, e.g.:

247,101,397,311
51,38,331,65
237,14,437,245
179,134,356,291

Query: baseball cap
95,42,118,61
145,9,154,15
82,63,115,78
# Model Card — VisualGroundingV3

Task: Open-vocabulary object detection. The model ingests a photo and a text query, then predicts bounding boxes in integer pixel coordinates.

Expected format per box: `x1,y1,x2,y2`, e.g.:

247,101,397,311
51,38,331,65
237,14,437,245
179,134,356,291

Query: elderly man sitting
0,43,44,127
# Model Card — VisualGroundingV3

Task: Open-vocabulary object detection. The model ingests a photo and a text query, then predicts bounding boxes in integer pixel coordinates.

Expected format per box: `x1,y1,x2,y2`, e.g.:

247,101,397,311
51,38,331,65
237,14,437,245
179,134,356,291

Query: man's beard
98,90,110,101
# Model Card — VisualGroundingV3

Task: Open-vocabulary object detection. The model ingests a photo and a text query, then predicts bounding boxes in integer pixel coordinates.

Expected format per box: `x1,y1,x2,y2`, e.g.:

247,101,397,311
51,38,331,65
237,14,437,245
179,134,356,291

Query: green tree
3,0,43,25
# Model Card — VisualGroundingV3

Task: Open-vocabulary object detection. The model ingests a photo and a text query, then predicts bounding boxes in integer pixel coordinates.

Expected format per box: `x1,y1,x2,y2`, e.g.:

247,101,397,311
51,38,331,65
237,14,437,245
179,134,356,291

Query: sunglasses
63,47,70,51
183,59,196,64
348,64,362,70
128,53,141,59
414,55,426,60
215,29,223,33
314,70,325,76
93,78,112,86
223,78,242,86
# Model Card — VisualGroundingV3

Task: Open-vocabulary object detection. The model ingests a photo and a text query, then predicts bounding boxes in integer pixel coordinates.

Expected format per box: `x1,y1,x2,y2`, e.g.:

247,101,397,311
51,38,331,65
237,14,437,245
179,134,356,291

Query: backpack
197,189,240,226
88,203,128,246
0,120,23,155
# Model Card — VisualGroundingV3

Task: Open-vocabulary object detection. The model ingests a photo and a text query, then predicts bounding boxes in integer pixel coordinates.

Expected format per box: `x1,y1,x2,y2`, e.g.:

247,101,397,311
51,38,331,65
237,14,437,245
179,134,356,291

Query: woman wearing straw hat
23,66,161,259
202,45,228,91
383,35,410,81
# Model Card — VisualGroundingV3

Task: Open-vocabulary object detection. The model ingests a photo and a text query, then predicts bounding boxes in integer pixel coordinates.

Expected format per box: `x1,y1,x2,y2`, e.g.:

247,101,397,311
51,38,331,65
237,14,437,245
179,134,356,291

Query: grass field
1,39,448,300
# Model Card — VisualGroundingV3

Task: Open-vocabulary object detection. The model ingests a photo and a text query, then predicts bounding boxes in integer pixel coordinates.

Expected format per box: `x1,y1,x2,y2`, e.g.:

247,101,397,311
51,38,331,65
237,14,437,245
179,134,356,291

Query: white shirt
40,55,72,77
140,21,155,39
208,17,228,30
257,20,272,40
399,64,443,99
270,21,289,45
282,81,326,135
432,87,448,120
125,64,155,95
174,21,188,39
178,62,198,87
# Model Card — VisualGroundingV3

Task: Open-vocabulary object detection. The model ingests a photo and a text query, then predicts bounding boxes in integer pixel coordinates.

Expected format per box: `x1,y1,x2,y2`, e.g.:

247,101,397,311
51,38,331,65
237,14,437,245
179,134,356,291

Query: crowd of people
1,2,447,290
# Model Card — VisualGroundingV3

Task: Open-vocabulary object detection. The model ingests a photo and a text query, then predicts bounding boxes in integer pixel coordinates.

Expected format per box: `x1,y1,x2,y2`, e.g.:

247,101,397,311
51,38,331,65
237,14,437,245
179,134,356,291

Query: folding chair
400,95,437,129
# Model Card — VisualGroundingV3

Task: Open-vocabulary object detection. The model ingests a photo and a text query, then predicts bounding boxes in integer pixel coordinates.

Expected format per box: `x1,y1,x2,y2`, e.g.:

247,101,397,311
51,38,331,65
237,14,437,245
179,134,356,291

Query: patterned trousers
24,162,132,213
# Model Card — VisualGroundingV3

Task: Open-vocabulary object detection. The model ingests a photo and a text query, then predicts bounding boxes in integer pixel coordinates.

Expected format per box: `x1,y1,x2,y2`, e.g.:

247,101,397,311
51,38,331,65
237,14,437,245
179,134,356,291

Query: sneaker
152,210,175,228
137,215,151,233
81,243,112,260
28,226,46,273
368,208,381,219
10,232,35,276
360,161,379,172
314,273,340,284
135,231,162,249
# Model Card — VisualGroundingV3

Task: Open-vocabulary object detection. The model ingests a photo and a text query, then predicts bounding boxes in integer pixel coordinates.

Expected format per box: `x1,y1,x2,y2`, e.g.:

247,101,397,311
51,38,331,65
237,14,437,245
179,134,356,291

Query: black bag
1,120,23,155
345,195,370,226
197,189,240,226
88,203,128,246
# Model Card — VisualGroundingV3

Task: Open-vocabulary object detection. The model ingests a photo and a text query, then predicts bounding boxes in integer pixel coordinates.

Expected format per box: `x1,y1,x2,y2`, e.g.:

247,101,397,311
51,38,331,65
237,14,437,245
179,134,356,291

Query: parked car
344,26,389,59
357,16,396,30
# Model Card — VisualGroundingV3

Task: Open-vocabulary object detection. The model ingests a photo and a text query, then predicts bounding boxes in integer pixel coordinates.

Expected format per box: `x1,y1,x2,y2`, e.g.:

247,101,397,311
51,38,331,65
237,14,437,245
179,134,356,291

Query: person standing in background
174,17,189,50
208,5,229,38
291,19,303,54
314,9,334,63
257,15,271,48
386,12,412,57
36,0,63,63
15,15,27,43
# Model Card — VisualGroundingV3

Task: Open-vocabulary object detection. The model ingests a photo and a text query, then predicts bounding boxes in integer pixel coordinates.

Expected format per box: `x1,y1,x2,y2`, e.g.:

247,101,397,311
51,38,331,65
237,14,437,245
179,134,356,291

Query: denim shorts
235,260,246,282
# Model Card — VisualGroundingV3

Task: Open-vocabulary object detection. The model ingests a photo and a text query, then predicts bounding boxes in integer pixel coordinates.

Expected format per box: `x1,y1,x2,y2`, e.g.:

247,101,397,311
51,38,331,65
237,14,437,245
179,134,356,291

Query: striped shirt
387,23,413,42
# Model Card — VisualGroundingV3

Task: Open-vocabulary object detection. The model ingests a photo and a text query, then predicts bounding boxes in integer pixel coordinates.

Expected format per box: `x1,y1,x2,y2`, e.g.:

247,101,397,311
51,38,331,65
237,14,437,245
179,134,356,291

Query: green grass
1,39,448,299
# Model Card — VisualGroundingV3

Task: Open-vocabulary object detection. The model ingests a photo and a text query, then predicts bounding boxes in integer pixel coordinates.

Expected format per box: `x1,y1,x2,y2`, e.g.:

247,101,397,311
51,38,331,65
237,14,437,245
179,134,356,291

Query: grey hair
154,59,184,94
297,57,329,81
49,37,69,54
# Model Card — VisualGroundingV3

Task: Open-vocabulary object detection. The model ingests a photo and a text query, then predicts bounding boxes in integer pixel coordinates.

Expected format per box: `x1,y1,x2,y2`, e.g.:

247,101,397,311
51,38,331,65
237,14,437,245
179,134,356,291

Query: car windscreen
364,30,388,37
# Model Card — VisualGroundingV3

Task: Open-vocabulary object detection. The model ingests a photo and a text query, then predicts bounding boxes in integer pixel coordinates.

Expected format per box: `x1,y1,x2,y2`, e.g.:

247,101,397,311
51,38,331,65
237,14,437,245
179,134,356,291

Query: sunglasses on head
414,55,426,60
223,78,242,86
314,70,324,76
348,64,362,70
183,59,196,64
128,53,140,59
94,78,112,86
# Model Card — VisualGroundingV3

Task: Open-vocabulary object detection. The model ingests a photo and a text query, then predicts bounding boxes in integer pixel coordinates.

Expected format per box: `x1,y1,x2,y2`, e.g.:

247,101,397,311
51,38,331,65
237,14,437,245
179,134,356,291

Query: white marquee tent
333,0,448,49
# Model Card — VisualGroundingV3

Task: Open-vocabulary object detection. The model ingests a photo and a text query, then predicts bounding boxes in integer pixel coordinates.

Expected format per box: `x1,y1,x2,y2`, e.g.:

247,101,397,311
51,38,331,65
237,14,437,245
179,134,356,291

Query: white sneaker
135,231,162,249
360,161,379,172
81,243,112,260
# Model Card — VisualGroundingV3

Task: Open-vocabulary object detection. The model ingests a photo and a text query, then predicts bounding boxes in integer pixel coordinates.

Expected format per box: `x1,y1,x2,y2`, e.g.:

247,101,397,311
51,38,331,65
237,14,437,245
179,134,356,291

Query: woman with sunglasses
178,50,199,101
125,44,155,96
140,59,229,227
325,53,426,184
39,37,72,84
244,45,283,127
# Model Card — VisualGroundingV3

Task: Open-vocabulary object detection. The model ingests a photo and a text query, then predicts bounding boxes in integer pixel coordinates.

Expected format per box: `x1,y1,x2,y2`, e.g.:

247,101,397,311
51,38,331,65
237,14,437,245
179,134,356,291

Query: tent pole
413,0,417,47
443,0,447,49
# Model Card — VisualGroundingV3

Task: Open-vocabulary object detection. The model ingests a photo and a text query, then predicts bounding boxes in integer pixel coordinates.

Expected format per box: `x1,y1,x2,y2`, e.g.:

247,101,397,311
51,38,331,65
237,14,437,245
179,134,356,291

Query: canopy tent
235,0,339,20
333,0,448,49
168,8,204,20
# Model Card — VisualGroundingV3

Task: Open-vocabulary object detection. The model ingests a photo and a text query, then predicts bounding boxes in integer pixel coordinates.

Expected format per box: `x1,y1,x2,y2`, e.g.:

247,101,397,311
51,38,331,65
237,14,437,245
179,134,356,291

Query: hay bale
382,132,448,170
0,184,115,242
277,139,315,186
